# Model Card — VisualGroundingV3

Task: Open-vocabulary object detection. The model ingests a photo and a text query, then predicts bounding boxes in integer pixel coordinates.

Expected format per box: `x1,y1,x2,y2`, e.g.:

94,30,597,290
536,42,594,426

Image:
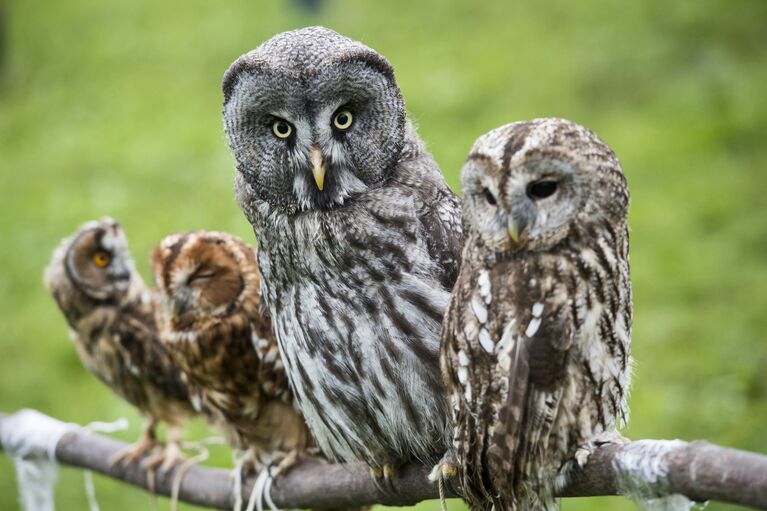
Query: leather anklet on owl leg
168,439,213,511
247,449,302,511
245,465,277,511
231,454,247,511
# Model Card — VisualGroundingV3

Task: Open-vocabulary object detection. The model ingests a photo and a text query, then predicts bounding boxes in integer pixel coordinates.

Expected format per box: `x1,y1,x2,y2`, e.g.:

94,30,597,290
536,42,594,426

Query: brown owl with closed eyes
44,218,195,470
151,231,311,481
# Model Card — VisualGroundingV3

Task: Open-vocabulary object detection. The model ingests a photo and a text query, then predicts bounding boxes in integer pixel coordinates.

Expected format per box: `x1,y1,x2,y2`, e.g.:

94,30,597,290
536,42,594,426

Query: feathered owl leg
110,417,159,466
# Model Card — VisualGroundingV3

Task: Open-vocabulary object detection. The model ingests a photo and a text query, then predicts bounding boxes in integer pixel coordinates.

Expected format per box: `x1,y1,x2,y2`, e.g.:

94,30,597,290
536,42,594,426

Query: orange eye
92,251,111,268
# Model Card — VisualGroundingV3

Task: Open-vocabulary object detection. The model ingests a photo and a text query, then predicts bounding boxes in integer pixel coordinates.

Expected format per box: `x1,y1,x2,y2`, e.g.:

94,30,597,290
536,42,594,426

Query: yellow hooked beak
507,216,520,242
310,145,325,191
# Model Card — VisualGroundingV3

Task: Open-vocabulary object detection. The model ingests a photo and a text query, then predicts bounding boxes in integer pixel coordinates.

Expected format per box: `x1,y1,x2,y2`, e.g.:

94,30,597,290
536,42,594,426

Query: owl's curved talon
143,441,185,473
109,428,158,467
369,465,394,495
369,463,398,494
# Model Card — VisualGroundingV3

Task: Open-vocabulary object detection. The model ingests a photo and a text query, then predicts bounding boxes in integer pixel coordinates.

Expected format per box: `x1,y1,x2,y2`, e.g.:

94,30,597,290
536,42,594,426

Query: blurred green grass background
1,0,766,510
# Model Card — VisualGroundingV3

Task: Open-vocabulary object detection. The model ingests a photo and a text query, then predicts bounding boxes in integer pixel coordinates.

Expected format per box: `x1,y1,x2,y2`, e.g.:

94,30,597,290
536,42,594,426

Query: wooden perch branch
1,410,766,510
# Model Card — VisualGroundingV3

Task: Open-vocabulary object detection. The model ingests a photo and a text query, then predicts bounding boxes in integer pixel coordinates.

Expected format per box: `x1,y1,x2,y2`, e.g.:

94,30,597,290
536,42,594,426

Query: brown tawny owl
150,231,312,481
442,119,632,510
44,218,195,470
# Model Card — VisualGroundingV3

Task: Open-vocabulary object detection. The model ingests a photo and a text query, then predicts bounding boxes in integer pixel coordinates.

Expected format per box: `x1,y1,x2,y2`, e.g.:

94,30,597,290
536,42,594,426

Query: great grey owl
44,218,195,470
442,118,632,510
222,27,462,479
151,230,311,477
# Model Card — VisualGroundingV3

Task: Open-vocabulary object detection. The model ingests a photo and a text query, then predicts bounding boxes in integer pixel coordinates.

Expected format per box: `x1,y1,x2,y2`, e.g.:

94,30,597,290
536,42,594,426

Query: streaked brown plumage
442,119,632,510
151,231,311,473
44,218,195,468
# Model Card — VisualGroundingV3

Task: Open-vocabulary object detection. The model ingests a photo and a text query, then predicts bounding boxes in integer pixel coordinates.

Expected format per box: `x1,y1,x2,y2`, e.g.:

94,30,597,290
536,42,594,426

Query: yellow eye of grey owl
272,120,292,138
333,110,353,130
93,251,111,268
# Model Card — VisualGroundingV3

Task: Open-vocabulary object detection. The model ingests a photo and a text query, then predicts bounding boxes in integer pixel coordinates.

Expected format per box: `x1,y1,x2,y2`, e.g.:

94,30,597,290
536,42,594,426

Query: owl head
44,218,139,316
223,26,406,213
461,118,629,255
151,231,261,333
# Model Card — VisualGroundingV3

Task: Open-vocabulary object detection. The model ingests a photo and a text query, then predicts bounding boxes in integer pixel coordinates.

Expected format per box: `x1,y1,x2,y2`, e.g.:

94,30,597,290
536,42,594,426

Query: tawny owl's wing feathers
489,299,573,505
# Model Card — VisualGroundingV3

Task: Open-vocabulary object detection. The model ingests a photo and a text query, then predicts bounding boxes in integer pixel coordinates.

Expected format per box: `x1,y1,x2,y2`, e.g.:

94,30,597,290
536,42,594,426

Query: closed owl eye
272,119,293,139
482,187,498,206
188,268,216,283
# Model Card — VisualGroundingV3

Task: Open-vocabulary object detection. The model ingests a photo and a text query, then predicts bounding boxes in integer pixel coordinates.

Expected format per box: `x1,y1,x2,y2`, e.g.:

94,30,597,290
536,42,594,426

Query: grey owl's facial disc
223,27,406,213
461,118,628,254
65,218,134,301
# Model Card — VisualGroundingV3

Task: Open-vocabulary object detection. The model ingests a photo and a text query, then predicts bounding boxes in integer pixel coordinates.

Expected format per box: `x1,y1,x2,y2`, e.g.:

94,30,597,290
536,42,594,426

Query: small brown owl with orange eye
44,218,195,470
150,231,312,479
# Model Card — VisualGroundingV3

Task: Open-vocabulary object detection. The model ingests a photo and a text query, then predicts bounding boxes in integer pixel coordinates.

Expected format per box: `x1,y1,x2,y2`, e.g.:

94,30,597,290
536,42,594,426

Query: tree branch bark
1,410,766,509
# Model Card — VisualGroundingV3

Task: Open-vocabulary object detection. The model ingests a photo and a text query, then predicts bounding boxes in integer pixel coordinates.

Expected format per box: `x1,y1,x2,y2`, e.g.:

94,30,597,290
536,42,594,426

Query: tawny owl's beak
507,216,520,242
171,297,189,322
310,144,325,191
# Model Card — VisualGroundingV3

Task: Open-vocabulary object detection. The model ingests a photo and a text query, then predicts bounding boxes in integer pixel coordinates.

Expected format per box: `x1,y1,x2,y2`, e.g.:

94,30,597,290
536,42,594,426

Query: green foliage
1,1,766,510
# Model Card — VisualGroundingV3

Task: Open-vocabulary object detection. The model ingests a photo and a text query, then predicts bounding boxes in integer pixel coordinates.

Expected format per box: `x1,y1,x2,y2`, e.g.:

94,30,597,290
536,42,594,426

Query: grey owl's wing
488,298,573,504
416,179,463,290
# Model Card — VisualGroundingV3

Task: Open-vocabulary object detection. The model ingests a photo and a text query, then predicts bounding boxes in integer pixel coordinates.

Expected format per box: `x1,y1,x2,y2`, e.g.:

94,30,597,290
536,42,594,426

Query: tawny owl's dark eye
527,180,558,200
272,120,292,139
482,188,497,206
92,250,111,268
332,110,353,130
